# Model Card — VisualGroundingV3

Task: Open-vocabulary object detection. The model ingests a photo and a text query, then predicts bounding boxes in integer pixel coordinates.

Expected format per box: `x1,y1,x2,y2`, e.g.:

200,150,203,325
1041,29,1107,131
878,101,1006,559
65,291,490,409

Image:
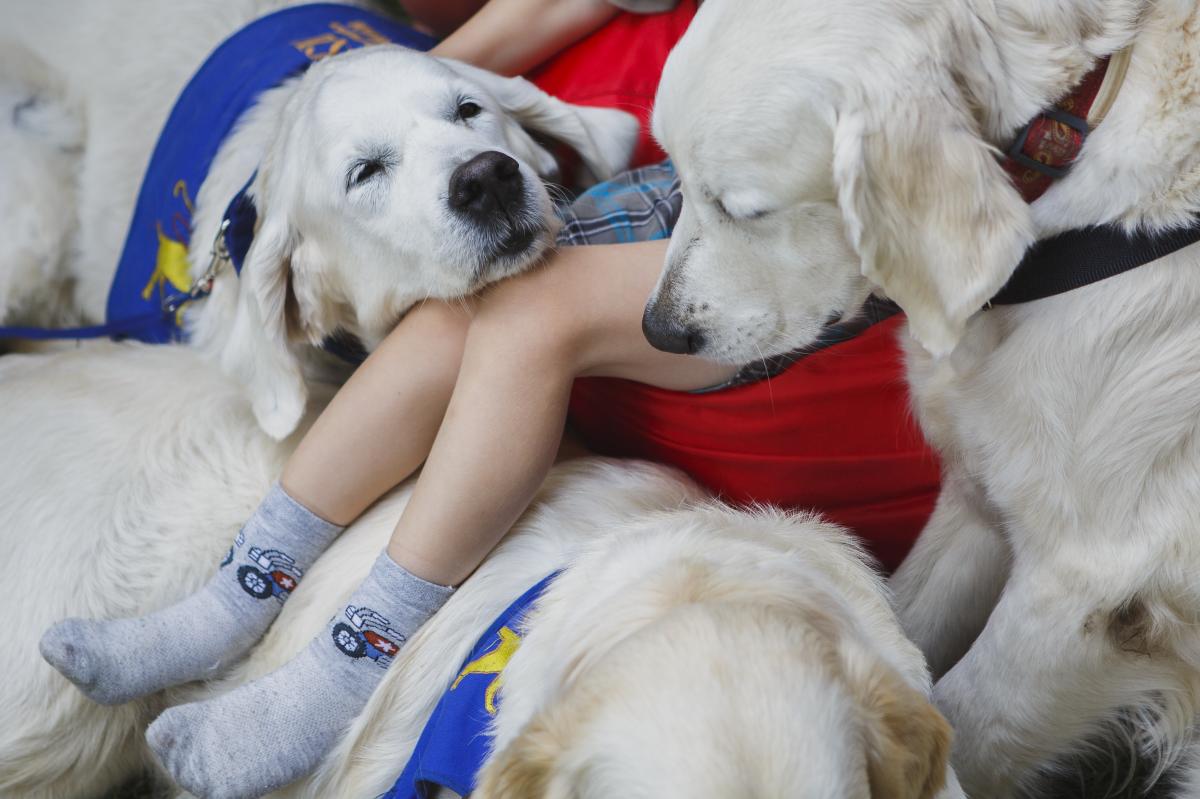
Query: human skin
407,0,618,75
281,240,735,585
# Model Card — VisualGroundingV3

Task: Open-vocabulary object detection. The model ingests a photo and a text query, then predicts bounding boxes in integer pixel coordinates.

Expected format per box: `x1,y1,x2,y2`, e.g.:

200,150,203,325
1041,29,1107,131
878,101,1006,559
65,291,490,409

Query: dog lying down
2,15,637,437
186,46,639,441
0,343,961,799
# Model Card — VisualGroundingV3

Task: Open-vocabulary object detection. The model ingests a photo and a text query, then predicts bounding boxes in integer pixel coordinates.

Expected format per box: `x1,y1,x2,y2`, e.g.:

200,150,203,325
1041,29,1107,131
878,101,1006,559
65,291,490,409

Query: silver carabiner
162,219,232,315
192,218,232,298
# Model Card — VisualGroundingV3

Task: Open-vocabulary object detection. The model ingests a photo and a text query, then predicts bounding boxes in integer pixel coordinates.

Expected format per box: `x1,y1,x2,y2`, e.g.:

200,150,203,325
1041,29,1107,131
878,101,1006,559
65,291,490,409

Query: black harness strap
989,220,1200,306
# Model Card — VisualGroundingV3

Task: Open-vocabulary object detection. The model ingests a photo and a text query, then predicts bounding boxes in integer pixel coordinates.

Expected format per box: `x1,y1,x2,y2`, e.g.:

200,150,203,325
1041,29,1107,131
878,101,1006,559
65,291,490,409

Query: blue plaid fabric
555,160,681,247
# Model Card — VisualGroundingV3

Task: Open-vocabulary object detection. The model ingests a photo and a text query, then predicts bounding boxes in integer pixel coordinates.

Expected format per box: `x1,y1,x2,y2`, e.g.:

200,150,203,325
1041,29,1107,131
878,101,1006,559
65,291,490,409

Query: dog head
641,0,1035,362
475,507,952,799
476,605,951,799
211,45,637,438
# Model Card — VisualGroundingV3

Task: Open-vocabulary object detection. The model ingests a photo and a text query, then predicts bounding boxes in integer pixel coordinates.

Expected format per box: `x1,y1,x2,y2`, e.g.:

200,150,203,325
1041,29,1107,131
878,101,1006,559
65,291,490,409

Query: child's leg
147,240,737,797
281,300,474,525
40,301,473,705
391,239,736,584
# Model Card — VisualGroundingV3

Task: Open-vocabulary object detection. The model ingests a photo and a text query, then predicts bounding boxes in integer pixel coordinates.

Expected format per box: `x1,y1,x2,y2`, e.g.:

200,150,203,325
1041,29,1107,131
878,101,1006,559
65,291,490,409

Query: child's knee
470,270,592,367
377,300,474,366
406,299,475,341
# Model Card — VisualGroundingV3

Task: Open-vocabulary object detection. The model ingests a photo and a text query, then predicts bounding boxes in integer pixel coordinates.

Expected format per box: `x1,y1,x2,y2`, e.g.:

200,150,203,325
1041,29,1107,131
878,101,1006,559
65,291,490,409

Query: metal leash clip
163,219,231,315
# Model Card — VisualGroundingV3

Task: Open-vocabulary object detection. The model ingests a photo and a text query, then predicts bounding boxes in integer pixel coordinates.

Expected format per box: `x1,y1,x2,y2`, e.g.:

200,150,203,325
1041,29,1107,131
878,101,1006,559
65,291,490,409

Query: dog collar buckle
1004,107,1090,181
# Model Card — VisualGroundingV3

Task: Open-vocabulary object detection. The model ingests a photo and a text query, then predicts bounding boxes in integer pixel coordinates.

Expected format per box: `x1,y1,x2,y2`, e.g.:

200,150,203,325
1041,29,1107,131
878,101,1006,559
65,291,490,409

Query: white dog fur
1,0,637,438
647,0,1200,795
0,343,960,799
0,5,964,797
0,83,83,327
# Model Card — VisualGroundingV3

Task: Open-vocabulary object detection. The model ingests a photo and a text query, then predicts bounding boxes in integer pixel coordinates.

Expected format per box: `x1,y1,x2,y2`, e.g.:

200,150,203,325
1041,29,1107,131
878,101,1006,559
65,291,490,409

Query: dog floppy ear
832,74,1035,356
475,708,577,799
437,58,639,182
218,176,308,441
844,651,952,799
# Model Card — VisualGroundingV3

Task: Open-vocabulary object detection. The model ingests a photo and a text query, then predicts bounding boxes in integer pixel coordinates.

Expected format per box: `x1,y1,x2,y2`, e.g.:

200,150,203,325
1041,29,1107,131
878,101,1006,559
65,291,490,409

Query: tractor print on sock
331,605,405,668
236,546,302,602
220,530,246,569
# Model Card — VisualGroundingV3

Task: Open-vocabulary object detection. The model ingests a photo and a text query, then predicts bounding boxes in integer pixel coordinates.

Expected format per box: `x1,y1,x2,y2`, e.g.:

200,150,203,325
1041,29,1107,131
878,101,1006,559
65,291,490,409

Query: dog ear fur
437,58,639,183
844,651,952,799
474,709,575,799
832,72,1034,356
218,167,308,441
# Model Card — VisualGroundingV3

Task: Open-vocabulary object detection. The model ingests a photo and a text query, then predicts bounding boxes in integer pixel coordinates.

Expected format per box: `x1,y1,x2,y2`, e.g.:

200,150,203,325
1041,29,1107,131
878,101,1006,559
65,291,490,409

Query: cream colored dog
643,0,1200,795
0,343,959,799
1,0,636,438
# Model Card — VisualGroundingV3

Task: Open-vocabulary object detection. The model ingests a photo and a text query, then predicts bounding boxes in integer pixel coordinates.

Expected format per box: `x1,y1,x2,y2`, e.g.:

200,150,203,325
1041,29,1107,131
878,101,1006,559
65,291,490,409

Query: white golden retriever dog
0,344,960,799
644,0,1200,795
1,0,636,438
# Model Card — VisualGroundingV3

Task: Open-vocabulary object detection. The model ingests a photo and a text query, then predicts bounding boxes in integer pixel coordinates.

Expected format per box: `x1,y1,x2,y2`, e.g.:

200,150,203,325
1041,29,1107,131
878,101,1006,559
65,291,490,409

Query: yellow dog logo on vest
450,626,522,716
143,180,196,324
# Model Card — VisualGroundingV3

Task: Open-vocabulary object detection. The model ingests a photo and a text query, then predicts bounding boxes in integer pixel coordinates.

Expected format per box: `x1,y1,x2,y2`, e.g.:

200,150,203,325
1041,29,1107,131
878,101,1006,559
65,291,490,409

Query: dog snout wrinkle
448,151,524,223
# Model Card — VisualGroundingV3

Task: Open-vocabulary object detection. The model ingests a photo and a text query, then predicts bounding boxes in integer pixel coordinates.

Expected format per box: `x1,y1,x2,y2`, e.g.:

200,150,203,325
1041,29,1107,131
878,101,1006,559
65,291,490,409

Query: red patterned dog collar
1002,48,1131,203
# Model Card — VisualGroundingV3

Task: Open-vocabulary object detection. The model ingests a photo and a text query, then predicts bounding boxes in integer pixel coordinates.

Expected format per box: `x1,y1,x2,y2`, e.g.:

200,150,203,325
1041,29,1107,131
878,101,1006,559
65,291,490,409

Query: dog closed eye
715,197,771,222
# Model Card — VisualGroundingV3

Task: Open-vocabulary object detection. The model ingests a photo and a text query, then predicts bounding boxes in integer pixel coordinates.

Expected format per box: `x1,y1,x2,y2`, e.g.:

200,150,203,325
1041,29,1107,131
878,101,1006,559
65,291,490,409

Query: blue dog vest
0,4,431,342
383,573,559,799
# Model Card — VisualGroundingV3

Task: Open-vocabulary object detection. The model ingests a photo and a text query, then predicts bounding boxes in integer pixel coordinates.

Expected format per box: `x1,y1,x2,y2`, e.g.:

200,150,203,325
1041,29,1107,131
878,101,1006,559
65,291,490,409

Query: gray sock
147,552,453,799
39,483,343,705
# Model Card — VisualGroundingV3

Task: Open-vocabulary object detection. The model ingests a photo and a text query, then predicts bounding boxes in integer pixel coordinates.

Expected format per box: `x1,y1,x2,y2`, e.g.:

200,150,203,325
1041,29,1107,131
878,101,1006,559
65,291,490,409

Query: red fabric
568,318,940,572
527,1,697,167
527,5,940,570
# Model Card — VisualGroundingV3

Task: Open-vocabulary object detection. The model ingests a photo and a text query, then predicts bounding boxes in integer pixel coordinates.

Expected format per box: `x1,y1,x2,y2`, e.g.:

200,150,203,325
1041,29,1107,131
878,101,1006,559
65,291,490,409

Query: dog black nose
641,300,706,354
448,151,524,220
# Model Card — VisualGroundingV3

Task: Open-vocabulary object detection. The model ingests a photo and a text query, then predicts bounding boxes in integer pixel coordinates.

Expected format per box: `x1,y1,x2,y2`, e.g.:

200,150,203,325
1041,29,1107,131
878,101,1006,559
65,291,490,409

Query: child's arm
431,0,619,76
